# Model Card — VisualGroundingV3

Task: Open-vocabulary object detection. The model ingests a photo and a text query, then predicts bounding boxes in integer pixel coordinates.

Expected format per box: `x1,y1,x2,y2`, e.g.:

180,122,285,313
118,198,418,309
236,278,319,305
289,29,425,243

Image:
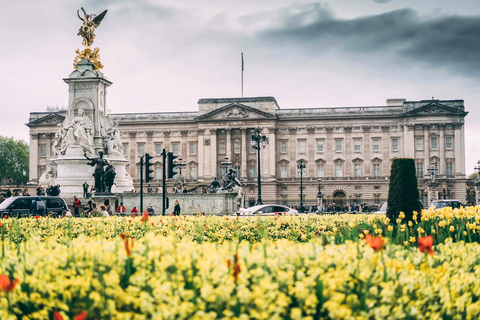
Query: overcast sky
1,0,479,174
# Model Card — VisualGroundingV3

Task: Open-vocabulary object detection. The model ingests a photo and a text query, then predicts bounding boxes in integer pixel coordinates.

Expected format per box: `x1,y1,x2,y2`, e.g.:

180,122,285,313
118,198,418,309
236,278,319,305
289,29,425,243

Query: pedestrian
73,196,81,217
116,202,126,214
83,181,89,198
131,206,138,215
6,189,12,198
84,200,94,215
104,199,112,216
30,196,47,217
147,185,153,193
99,204,110,218
89,203,102,217
173,199,181,216
147,205,155,215
56,185,61,196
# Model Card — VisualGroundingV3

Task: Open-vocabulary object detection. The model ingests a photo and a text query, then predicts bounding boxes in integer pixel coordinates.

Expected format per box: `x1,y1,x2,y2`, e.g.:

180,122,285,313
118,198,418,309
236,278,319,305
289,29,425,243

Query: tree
0,136,29,185
387,158,422,224
468,172,478,180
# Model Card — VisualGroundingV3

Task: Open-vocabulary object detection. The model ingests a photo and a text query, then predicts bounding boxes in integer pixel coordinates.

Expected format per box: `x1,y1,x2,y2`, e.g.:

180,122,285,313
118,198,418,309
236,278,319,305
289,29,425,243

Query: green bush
387,158,422,223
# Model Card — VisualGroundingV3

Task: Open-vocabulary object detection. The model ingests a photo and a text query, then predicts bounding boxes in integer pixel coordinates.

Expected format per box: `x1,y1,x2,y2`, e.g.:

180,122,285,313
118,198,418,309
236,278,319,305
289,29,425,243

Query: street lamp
250,127,267,205
297,159,306,213
317,179,323,211
177,156,186,176
220,156,232,175
427,161,437,183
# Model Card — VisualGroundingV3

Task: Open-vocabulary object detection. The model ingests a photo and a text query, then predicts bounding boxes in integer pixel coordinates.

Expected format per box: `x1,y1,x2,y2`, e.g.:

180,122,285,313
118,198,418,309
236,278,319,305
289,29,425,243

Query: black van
0,196,70,217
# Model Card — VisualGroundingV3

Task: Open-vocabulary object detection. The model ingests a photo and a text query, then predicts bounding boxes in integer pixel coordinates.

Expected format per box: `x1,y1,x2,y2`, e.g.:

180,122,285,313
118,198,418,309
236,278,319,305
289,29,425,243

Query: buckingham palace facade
27,96,468,207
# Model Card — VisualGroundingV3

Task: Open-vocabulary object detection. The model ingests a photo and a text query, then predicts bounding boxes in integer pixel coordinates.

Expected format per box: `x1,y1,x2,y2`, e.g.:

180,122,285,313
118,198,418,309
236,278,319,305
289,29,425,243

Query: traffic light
167,152,178,178
145,153,154,182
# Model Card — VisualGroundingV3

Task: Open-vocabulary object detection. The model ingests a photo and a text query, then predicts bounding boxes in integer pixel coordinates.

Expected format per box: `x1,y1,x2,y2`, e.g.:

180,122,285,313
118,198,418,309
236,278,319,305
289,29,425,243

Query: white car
236,204,298,216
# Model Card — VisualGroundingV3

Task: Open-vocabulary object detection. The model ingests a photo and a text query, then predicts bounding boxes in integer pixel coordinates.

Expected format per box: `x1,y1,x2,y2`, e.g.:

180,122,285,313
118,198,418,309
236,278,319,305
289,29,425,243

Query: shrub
387,158,422,223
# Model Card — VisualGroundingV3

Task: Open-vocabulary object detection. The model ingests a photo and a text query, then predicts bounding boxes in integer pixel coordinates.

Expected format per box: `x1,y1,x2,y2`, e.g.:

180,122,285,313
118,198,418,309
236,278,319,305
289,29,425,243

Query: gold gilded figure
74,8,107,71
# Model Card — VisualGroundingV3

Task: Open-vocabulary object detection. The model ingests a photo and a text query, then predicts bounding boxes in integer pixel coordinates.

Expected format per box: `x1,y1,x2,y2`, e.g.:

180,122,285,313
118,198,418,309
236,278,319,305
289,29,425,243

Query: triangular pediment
26,113,66,127
195,103,277,121
404,102,467,117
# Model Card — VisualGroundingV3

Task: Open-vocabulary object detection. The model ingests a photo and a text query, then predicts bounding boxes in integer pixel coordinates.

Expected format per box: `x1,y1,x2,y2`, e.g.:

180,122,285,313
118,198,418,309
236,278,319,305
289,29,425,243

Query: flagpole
241,52,244,97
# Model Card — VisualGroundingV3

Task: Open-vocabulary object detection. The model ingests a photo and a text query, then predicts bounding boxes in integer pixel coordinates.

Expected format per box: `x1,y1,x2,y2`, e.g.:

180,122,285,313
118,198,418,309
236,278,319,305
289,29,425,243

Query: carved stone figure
220,169,242,191
174,176,186,193
84,151,109,193
39,164,57,186
222,107,249,119
234,185,246,209
65,109,94,154
52,127,67,157
103,164,116,193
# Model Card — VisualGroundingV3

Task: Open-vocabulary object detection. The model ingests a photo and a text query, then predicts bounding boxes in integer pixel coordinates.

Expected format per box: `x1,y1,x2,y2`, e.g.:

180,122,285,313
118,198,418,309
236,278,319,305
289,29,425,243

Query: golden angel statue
74,8,107,71
77,7,108,48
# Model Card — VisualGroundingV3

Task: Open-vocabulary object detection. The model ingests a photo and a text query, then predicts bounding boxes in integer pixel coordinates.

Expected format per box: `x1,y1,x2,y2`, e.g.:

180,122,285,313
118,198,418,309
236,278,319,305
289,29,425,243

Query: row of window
280,163,383,178
415,137,453,150
416,162,454,177
280,138,397,154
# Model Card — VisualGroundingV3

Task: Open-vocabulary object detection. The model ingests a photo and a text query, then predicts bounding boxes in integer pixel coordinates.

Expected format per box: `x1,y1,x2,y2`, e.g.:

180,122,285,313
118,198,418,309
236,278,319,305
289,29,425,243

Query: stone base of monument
92,193,118,209
117,192,238,215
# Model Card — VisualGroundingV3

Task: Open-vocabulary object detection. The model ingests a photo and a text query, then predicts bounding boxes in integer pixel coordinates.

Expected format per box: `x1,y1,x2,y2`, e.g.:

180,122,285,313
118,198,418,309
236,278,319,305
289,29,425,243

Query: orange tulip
141,211,149,222
365,234,384,251
0,274,19,292
53,311,64,320
418,235,434,256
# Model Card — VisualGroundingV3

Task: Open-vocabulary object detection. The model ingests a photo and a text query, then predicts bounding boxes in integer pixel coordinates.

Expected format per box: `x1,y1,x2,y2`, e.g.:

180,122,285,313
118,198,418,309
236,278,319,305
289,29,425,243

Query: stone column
405,124,415,158
460,123,466,175
241,129,247,179
288,128,297,176
226,128,232,160
344,126,352,176
146,131,154,155
362,126,371,175
210,129,217,178
198,129,205,180
423,125,430,172
163,131,171,153
261,127,269,177
439,124,445,175
46,133,53,159
381,126,390,176
180,130,188,158
128,131,137,176
269,127,277,178
29,133,39,182
204,130,211,178
325,126,334,176
427,181,439,207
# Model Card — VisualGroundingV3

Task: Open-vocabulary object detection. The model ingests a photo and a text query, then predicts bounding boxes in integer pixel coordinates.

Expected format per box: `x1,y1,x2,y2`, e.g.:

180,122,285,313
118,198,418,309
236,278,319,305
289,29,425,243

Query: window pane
190,167,197,180
281,141,287,153
446,163,453,176
431,137,438,149
392,139,398,151
354,140,361,151
281,165,288,178
416,138,423,150
155,143,162,155
354,164,361,177
445,137,452,149
249,166,256,178
317,140,324,152
123,144,128,156
335,164,342,177
172,143,179,155
373,164,380,177
373,139,380,151
317,165,324,177
335,140,342,152
189,143,196,155
234,141,241,154
298,141,306,153
417,163,423,178
219,141,226,154
40,146,46,157
138,144,144,155
155,167,162,179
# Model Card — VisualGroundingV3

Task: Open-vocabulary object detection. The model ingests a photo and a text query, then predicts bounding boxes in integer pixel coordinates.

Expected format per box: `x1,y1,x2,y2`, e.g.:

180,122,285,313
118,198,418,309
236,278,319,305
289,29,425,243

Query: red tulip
53,311,64,320
0,274,19,292
141,211,149,222
365,234,384,252
418,235,434,256
75,311,87,320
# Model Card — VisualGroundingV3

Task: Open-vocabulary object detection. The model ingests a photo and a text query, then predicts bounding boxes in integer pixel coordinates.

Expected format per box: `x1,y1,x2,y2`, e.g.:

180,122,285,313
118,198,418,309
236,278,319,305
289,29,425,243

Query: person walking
173,199,181,216
73,196,81,217
30,196,47,217
83,181,89,198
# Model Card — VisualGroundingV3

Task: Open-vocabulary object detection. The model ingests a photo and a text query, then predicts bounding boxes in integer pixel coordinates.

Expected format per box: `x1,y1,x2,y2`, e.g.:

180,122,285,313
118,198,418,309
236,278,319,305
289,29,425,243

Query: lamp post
474,160,480,205
220,156,232,175
177,156,186,176
297,159,306,213
250,127,267,205
426,161,439,206
317,179,323,212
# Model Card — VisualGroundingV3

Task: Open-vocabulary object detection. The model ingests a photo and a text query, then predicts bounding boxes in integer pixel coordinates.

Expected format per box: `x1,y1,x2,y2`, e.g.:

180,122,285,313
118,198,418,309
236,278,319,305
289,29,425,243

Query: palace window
249,165,256,178
234,141,241,154
335,140,342,152
155,167,162,180
280,165,288,178
335,164,343,177
122,144,128,156
155,143,162,156
446,162,454,176
317,140,324,152
372,139,380,151
373,126,380,130
172,143,179,155
189,142,197,155
190,167,197,180
445,137,453,149
317,165,324,177
280,141,287,153
219,141,226,154
391,138,399,151
431,137,438,150
298,140,306,154
416,163,423,178
416,138,423,150
40,146,46,157
354,140,361,152
137,143,145,156
353,127,361,131
354,164,361,177
373,164,381,177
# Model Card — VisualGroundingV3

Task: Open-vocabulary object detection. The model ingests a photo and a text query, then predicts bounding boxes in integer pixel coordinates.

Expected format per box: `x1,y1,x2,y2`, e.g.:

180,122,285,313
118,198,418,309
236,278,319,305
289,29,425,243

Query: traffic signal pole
140,156,144,214
162,149,166,215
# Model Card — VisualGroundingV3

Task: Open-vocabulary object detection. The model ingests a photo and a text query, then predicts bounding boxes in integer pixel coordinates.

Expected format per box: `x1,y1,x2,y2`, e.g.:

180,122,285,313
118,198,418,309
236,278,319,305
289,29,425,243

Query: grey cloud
373,0,393,3
259,5,480,78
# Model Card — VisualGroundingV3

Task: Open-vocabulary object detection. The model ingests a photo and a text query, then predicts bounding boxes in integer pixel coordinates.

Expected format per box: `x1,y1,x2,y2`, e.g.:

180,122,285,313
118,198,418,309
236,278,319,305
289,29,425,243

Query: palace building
27,96,468,208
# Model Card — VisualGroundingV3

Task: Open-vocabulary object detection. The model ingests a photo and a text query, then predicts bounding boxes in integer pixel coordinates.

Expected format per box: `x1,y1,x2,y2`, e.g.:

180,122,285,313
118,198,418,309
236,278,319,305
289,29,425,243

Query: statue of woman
65,109,94,154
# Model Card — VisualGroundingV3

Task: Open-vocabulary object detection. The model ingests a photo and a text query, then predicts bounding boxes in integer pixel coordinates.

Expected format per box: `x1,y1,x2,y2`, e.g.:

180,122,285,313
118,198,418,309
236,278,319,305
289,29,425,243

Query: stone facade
27,97,468,208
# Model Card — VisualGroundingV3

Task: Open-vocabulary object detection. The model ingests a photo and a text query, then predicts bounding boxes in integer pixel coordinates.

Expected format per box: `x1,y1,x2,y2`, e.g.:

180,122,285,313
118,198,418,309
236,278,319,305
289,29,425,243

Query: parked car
236,204,298,216
0,196,70,217
429,199,463,210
